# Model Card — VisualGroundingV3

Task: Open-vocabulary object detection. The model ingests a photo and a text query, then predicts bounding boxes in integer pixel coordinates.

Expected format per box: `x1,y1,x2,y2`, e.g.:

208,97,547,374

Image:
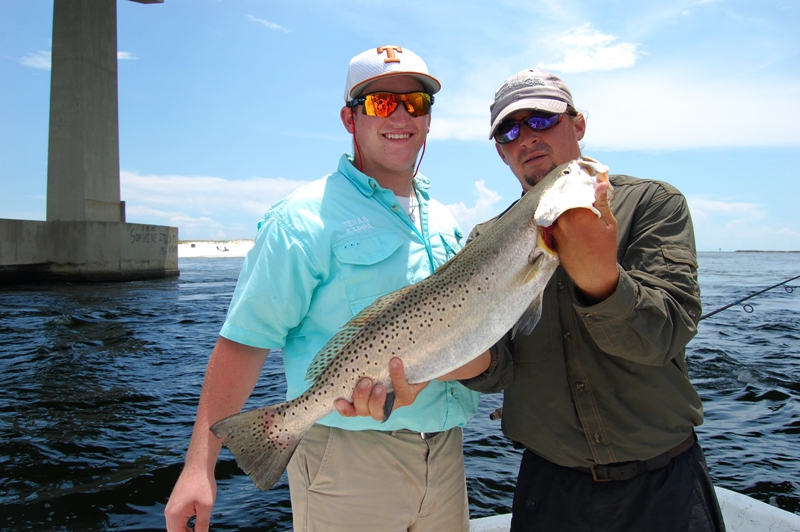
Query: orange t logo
377,46,403,63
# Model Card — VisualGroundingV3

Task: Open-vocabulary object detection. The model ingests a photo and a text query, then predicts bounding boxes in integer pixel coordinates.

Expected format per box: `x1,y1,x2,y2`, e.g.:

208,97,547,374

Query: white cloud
19,51,51,69
125,205,219,228
687,197,765,218
119,171,505,241
446,180,504,236
682,0,718,16
20,50,137,70
538,24,640,73
687,197,768,229
428,88,497,142
425,23,643,144
430,65,800,149
120,171,310,239
425,9,799,149
247,15,291,33
429,116,488,141
576,67,800,150
694,222,800,252
684,196,796,251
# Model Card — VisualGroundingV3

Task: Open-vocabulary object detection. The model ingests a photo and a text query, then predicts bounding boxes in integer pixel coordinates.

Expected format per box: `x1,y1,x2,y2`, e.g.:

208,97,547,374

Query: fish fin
210,402,310,491
304,286,416,383
381,392,396,423
523,247,550,279
512,292,543,338
526,247,543,268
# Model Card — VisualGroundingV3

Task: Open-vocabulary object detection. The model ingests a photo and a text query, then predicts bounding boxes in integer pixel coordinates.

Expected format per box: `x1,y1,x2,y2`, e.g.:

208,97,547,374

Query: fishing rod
699,274,800,321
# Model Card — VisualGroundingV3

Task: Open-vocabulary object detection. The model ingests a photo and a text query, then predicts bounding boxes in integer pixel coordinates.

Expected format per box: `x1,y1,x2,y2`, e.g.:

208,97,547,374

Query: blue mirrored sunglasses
494,113,563,144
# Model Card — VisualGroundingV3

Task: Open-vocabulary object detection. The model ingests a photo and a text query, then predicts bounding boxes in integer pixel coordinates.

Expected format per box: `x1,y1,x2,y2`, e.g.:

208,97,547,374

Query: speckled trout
210,156,612,490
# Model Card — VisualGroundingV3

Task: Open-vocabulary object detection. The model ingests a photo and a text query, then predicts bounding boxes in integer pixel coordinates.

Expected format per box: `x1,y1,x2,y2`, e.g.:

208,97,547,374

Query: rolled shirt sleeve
575,186,701,367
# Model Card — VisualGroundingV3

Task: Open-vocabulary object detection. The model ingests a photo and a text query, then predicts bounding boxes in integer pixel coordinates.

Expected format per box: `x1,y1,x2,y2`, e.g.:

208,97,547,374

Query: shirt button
576,382,585,392
563,332,572,341
594,433,601,443
557,280,565,290
392,205,398,212
370,180,377,189
450,388,456,396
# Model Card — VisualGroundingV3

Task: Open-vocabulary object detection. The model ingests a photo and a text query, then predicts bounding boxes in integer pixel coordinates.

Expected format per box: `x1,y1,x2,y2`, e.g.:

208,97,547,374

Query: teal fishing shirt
220,154,480,432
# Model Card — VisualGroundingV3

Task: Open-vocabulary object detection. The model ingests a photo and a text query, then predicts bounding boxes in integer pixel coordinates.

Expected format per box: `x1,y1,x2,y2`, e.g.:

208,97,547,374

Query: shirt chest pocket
332,231,406,316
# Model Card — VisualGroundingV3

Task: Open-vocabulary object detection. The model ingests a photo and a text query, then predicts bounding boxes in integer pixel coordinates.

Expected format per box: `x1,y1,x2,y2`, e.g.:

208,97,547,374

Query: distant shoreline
176,242,799,258
178,240,254,258
178,240,254,245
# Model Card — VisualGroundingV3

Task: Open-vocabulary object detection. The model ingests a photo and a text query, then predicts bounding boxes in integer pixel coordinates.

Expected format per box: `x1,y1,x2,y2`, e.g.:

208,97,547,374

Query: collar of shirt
339,154,431,202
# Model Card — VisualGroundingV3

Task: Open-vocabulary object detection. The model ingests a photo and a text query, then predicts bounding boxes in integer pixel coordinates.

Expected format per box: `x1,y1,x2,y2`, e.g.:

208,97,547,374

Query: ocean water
0,252,798,531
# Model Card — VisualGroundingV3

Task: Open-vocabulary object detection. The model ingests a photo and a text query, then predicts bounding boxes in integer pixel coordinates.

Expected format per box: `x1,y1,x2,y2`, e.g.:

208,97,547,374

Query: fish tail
210,402,310,491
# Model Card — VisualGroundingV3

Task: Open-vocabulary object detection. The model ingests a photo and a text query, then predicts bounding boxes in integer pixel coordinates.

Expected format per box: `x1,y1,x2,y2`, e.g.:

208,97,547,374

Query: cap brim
488,99,568,139
349,72,441,100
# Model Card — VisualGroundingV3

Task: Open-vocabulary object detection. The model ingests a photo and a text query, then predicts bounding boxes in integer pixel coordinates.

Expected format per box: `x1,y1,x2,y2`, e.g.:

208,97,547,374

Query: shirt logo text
343,217,373,233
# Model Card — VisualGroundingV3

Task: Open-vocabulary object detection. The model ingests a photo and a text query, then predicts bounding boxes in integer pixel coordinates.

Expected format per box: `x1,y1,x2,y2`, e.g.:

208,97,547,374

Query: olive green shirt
462,174,703,468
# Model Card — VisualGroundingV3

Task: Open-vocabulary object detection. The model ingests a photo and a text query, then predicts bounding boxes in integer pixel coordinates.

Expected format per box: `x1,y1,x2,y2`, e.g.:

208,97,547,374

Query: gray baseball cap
488,69,574,139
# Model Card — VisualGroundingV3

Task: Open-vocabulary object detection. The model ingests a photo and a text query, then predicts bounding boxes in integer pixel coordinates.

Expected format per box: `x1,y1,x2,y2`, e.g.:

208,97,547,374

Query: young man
164,46,479,532
349,68,726,531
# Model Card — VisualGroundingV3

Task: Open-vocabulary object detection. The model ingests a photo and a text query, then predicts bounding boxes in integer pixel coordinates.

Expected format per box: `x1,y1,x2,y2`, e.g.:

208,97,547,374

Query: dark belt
390,429,442,440
573,433,696,482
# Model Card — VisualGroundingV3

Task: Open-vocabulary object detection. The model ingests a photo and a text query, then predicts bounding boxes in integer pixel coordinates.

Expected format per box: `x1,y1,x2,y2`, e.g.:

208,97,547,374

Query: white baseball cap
344,45,441,102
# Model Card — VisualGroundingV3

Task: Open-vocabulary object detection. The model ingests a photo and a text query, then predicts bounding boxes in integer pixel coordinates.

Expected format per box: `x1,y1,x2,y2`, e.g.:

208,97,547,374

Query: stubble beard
524,162,557,189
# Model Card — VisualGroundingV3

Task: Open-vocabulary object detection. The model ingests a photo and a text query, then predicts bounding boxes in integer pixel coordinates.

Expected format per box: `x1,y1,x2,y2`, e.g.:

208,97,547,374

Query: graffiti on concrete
130,226,178,255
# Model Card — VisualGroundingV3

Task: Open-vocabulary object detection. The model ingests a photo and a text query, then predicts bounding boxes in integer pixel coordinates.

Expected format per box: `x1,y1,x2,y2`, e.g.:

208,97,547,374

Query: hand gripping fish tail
209,156,611,492
210,401,312,491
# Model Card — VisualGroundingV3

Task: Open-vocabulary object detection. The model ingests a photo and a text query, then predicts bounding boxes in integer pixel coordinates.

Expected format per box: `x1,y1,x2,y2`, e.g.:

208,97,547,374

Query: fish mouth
539,226,557,255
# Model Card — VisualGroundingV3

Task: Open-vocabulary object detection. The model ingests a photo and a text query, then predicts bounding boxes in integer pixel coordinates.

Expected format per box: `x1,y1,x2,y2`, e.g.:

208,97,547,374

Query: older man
460,69,725,531
164,46,479,532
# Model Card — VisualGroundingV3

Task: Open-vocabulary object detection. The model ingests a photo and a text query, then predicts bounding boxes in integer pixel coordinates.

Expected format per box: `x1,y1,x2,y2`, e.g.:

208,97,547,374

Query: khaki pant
287,424,470,532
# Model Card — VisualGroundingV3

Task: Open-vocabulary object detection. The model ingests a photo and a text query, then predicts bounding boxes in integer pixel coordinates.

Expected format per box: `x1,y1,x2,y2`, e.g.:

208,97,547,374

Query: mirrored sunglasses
494,113,563,144
346,91,434,118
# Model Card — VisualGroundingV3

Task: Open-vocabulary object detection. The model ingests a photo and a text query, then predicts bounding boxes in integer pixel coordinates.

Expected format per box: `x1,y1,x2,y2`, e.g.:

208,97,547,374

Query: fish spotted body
210,156,612,490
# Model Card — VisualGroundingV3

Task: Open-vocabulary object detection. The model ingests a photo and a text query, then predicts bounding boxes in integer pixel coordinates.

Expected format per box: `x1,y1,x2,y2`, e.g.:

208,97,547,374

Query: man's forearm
183,336,269,472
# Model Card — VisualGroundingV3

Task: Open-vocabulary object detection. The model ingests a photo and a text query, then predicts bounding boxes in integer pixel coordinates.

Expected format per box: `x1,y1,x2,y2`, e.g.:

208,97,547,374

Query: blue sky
1,0,799,251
